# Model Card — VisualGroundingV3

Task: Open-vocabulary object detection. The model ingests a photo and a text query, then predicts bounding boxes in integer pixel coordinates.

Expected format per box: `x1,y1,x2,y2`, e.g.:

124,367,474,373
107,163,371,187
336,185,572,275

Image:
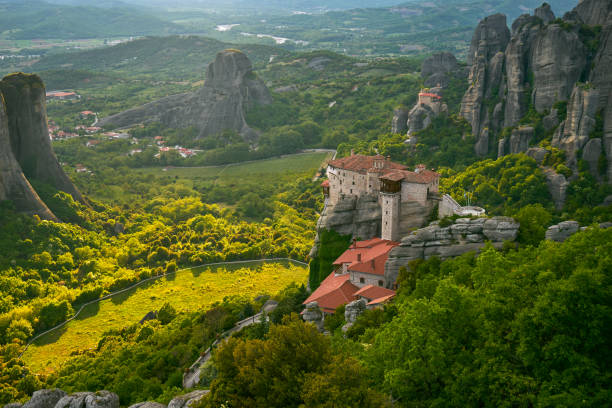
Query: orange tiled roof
380,169,439,184
334,238,399,276
328,154,407,174
368,294,395,306
303,272,359,313
321,179,330,187
354,285,396,300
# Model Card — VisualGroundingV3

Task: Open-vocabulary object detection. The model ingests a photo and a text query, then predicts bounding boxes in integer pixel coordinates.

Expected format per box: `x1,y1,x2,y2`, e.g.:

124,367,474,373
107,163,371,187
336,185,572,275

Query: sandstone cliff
0,73,85,220
460,0,612,190
98,50,271,143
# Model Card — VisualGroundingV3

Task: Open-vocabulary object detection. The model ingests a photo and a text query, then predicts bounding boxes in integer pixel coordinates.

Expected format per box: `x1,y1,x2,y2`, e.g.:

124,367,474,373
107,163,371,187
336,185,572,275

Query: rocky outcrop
167,391,209,408
342,298,367,332
535,3,556,23
530,25,587,114
98,50,271,143
316,195,381,241
21,390,66,408
421,52,460,88
543,168,569,210
385,216,519,285
574,0,612,26
302,301,324,331
391,107,409,134
545,220,580,241
128,403,166,408
552,85,600,168
460,1,610,162
407,86,448,142
525,147,548,164
0,73,85,220
582,138,603,178
499,126,535,157
55,392,119,408
14,391,118,408
0,74,85,204
461,14,510,156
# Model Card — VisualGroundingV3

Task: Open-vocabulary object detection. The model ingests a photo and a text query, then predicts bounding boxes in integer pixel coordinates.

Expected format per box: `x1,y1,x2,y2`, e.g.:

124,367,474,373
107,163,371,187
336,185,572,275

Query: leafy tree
157,303,176,325
513,204,553,246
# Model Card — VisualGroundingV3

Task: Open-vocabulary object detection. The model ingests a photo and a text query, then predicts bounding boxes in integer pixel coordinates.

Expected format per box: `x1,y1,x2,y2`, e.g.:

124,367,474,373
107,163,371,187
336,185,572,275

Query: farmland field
23,261,308,374
134,151,332,183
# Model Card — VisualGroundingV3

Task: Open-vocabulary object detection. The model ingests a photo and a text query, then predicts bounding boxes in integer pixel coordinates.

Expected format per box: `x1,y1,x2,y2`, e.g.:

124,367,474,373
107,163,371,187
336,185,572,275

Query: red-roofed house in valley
303,238,399,314
324,153,439,240
46,91,79,101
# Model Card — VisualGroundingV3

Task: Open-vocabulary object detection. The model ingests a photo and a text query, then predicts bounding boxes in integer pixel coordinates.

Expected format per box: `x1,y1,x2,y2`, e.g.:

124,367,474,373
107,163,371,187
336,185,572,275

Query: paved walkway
182,309,272,389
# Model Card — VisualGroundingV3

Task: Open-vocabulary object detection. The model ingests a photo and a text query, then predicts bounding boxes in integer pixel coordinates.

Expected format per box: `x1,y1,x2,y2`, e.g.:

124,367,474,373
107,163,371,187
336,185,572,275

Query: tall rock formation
460,0,612,184
0,74,85,204
460,14,510,156
98,50,271,142
0,73,85,220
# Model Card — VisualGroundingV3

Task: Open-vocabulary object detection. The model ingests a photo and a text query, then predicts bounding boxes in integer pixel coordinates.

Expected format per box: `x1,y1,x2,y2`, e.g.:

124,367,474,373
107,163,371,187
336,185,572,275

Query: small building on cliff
324,154,440,241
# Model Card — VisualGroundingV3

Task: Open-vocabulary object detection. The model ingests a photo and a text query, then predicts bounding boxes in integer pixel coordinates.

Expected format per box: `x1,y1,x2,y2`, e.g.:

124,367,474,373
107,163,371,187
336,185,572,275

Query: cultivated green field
134,151,332,182
23,261,308,374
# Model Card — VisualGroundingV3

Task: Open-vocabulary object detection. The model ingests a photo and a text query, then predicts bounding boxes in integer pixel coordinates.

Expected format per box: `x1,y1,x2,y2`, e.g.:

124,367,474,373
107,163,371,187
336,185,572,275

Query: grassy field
134,151,332,182
23,261,308,374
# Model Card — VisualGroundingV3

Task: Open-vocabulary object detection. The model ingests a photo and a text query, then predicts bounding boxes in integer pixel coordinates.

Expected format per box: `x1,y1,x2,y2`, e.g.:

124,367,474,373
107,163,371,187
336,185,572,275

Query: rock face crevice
98,50,271,143
0,73,85,220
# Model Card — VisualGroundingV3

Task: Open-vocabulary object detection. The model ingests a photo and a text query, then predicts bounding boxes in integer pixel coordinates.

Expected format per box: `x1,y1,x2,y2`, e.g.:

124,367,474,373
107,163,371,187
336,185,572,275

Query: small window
350,189,353,194
359,277,365,284
352,181,355,185
378,280,384,287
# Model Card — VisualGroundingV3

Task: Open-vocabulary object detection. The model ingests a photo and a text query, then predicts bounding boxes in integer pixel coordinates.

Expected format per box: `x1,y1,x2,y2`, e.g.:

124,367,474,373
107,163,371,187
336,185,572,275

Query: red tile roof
380,169,439,184
353,285,396,301
334,238,399,276
419,92,442,99
328,154,407,174
368,294,395,306
321,179,330,187
303,273,359,313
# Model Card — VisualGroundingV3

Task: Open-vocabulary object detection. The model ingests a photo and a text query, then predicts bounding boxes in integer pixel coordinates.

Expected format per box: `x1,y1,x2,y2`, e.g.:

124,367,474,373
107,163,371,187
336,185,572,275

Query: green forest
1,1,611,406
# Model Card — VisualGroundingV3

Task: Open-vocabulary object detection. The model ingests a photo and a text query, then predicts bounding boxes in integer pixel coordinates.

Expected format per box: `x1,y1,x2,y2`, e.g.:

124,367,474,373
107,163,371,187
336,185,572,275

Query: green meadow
23,261,308,374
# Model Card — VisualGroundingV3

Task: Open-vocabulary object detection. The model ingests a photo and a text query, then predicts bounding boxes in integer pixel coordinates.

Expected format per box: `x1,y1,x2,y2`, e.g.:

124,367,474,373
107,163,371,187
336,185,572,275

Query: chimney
352,238,357,248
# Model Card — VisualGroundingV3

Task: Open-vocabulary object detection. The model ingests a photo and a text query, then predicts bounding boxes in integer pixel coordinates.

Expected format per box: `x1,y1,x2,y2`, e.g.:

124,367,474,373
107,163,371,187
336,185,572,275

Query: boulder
545,221,580,242
98,50,271,143
167,391,209,408
525,147,548,164
342,298,367,332
21,390,66,408
302,301,324,331
483,216,520,241
316,194,381,240
128,403,166,408
55,391,119,408
534,3,556,23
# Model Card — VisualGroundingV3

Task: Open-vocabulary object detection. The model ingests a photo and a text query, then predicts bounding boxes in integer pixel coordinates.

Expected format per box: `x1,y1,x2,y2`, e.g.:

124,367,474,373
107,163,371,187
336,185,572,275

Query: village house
46,91,79,101
303,238,399,314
